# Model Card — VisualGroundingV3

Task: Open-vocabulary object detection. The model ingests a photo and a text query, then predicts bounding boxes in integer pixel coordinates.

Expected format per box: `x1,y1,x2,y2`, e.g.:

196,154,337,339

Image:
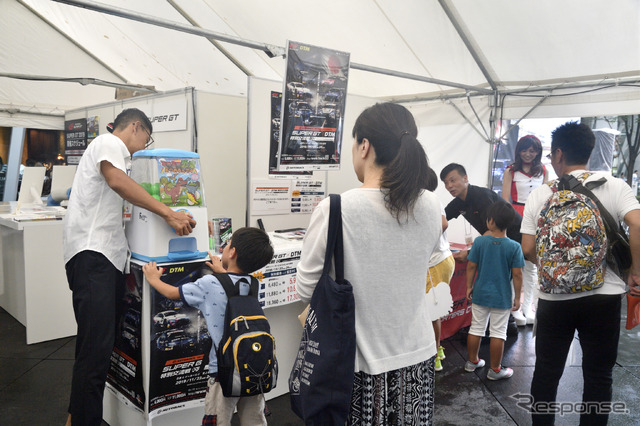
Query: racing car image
120,307,141,350
289,101,313,125
153,310,190,329
321,102,338,120
286,81,313,99
155,329,196,351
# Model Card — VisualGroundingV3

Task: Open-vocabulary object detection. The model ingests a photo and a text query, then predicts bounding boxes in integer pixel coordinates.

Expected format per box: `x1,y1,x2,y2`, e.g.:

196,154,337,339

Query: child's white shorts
468,304,511,341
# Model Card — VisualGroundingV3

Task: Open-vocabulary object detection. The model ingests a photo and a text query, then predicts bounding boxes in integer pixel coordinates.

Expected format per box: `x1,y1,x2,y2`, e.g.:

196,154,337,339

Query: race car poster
106,264,145,411
64,118,87,165
148,261,212,419
277,40,350,172
269,91,310,176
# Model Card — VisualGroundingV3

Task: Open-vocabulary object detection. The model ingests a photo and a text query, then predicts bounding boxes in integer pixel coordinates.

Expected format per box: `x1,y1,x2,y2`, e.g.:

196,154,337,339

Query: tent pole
51,0,493,95
497,95,549,141
17,0,130,86
438,0,497,91
446,100,488,143
166,0,254,77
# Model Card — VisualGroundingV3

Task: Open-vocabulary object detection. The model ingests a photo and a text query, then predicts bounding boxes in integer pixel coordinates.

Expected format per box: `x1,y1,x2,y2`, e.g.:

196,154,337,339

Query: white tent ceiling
1,0,639,128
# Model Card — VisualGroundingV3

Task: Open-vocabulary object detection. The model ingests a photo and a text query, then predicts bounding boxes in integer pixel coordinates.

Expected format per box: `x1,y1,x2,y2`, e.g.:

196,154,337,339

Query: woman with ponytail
296,103,442,424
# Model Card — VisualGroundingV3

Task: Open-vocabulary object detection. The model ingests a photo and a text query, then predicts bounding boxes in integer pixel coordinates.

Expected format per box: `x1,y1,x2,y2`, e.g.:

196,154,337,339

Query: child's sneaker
464,358,485,372
487,366,513,380
435,356,443,372
437,345,446,360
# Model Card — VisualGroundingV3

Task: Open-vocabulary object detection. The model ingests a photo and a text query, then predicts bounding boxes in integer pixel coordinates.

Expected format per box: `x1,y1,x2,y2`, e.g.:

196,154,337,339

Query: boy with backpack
143,227,275,425
465,200,524,380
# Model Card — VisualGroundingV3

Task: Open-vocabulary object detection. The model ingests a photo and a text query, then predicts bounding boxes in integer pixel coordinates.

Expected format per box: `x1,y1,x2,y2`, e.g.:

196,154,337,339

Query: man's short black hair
486,200,516,231
440,163,467,181
551,121,595,166
229,227,274,274
114,108,153,134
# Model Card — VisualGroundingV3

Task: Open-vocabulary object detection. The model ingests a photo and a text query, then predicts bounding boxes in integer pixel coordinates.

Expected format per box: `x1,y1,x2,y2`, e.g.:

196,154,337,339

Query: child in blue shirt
143,227,274,425
465,200,524,380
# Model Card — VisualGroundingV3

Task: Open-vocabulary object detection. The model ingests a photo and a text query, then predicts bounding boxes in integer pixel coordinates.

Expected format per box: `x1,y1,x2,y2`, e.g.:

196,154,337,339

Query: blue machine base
130,251,209,263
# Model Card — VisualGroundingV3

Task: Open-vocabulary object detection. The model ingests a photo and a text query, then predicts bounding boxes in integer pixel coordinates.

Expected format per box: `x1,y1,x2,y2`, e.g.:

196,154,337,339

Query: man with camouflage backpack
521,121,640,425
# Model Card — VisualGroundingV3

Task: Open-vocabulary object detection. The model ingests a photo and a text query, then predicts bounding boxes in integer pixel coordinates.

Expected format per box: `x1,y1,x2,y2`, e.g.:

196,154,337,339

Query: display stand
104,236,305,425
440,259,472,340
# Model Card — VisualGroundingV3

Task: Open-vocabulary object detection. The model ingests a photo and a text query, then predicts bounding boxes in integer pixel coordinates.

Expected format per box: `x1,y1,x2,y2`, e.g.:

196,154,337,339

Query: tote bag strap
323,194,345,282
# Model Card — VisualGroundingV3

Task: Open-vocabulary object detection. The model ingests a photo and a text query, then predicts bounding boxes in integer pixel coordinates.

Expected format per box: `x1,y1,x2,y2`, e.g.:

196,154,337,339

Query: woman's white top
296,188,442,375
63,133,131,271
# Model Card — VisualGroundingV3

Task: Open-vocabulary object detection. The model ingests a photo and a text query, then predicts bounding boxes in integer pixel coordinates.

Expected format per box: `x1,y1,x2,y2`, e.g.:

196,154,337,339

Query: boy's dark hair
486,200,516,231
229,227,274,273
114,108,153,134
551,121,594,165
440,163,467,181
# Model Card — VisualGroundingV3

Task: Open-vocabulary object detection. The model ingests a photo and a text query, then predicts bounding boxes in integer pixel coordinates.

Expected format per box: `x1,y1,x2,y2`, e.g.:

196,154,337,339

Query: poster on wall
277,40,350,172
64,119,87,165
291,180,325,213
253,244,302,308
251,179,292,215
106,264,145,411
148,261,212,419
87,116,99,143
269,91,311,176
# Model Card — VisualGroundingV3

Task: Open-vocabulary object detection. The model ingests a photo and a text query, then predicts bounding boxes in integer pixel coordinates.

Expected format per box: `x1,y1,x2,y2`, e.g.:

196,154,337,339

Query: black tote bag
289,194,356,425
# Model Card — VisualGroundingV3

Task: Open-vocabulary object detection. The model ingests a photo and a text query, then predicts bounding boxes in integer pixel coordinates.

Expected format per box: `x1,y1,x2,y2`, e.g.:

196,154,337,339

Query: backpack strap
248,276,259,298
213,273,260,299
213,272,239,298
562,174,621,242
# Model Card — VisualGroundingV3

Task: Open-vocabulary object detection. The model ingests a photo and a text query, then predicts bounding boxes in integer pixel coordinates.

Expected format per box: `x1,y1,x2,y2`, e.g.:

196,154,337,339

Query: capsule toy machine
126,149,209,262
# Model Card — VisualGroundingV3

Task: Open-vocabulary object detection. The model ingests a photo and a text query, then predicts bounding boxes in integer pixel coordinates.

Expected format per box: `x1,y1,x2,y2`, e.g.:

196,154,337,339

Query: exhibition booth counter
0,205,75,344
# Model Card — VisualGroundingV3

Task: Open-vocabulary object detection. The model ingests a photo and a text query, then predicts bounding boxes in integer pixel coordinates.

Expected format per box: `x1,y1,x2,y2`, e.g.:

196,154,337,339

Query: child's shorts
468,304,511,341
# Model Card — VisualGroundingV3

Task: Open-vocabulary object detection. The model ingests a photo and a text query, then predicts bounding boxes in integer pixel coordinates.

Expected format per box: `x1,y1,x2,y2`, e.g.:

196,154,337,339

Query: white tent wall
0,0,123,128
409,97,492,243
500,87,640,120
194,91,247,230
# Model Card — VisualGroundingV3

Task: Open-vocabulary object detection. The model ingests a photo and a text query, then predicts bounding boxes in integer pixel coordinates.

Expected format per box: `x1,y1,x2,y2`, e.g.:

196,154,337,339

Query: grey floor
1,301,639,425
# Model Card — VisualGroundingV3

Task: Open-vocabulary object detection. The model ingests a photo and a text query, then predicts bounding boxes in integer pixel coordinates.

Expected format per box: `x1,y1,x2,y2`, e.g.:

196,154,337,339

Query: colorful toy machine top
131,149,205,208
126,149,210,263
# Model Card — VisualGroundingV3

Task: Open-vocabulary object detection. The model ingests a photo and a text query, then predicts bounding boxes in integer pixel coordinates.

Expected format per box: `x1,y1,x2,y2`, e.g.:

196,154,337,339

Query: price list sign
253,247,302,308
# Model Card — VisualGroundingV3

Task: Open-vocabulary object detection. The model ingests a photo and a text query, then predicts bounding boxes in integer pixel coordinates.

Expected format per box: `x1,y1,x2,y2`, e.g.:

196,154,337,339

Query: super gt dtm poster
106,265,145,411
148,262,212,419
277,41,350,172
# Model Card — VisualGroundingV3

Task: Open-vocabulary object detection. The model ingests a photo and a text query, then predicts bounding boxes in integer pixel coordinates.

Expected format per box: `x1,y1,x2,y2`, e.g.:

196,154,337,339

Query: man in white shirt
63,108,196,426
521,122,640,425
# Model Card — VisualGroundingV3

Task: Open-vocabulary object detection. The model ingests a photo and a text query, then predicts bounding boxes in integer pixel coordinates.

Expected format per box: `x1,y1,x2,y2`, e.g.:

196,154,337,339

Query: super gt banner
148,261,211,420
277,41,350,172
106,264,145,411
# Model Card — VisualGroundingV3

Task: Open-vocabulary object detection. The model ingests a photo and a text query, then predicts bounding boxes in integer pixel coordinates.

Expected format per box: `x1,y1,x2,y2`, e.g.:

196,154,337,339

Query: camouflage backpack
536,173,607,294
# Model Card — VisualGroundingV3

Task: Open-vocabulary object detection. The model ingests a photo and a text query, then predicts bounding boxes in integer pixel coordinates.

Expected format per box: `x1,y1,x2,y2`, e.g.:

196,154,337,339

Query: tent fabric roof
1,0,639,125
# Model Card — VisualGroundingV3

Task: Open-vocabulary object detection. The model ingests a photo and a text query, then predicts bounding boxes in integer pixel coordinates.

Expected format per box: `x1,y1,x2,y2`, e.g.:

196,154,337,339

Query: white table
0,213,76,344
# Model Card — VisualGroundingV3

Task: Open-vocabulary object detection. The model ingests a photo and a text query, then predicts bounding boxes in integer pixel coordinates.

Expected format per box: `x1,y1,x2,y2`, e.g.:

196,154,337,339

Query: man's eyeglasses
546,150,556,160
142,126,154,149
